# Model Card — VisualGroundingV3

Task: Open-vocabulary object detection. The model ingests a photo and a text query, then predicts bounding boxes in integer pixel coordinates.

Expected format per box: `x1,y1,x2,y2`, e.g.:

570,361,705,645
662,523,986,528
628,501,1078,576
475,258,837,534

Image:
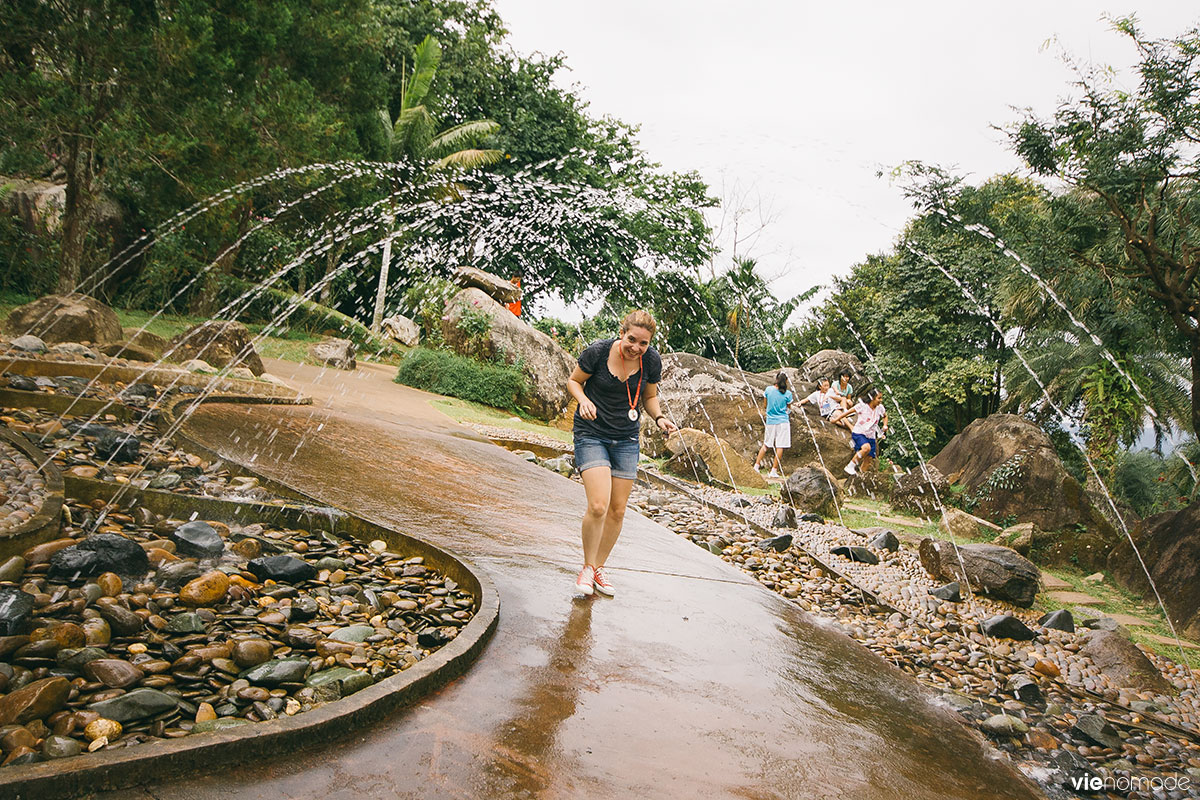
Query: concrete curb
0,427,64,560
0,381,500,799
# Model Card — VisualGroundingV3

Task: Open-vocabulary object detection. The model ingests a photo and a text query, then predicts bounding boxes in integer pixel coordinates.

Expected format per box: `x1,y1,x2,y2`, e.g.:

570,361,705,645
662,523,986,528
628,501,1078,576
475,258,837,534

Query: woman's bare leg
753,444,769,469
596,476,636,567
580,467,612,566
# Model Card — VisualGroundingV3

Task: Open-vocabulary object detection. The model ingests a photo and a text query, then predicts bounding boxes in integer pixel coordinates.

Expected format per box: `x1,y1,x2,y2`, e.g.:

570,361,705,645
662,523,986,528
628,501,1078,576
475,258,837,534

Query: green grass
430,396,573,444
1031,566,1200,670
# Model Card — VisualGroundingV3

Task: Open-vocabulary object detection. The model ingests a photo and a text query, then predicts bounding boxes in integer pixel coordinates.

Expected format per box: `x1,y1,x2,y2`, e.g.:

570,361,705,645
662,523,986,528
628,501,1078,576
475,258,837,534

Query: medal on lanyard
625,353,643,421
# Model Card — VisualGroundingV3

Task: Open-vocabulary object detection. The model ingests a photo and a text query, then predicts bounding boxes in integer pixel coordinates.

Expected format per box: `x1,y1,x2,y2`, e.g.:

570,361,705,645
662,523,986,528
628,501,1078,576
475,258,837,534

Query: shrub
394,347,526,411
401,277,458,346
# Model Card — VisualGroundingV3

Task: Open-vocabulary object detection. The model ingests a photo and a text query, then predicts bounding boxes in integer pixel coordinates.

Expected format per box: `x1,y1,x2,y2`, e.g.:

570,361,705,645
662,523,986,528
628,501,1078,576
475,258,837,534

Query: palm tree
371,35,505,333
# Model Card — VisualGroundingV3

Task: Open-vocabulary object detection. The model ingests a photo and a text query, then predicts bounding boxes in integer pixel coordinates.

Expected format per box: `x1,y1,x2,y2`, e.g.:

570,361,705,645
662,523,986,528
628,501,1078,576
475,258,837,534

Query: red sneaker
592,567,615,597
575,565,595,596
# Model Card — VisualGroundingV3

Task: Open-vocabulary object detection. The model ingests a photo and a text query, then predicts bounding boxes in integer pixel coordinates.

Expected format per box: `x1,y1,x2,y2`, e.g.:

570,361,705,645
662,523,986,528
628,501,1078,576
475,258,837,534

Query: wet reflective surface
111,361,1042,799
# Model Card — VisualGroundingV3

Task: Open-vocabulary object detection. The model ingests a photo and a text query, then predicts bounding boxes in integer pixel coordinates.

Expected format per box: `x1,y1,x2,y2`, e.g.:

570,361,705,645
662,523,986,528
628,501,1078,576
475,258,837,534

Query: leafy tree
1010,16,1200,434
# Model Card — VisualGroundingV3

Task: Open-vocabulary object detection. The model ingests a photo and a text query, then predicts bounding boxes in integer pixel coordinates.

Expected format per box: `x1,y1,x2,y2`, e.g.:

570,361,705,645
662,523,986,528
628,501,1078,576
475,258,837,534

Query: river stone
929,582,961,603
918,539,1040,608
306,667,373,696
867,530,900,552
10,334,46,353
240,657,310,686
781,466,841,517
84,718,122,741
0,587,35,636
56,646,106,673
981,714,1029,737
1071,714,1123,750
231,639,273,668
84,659,144,689
770,506,797,528
314,557,346,572
50,533,150,580
94,430,140,463
329,625,374,643
3,746,41,765
981,614,1036,641
756,534,793,552
89,689,178,723
97,603,143,636
1038,609,1074,633
179,571,230,607
6,374,38,391
33,622,85,649
42,734,82,759
166,612,207,634
1006,675,1043,705
147,472,182,490
170,521,225,558
156,561,203,589
1079,630,1172,693
191,717,252,734
284,626,322,649
247,555,317,584
830,545,879,565
0,677,70,725
0,557,25,583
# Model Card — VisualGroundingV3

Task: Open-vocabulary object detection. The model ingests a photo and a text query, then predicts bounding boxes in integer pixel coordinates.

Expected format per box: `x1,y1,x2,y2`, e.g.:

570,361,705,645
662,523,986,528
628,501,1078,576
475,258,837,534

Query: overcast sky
492,1,1198,318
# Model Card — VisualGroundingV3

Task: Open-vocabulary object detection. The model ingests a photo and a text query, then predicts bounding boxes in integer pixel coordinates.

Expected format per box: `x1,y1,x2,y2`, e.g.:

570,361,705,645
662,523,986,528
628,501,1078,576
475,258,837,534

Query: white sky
492,1,1199,320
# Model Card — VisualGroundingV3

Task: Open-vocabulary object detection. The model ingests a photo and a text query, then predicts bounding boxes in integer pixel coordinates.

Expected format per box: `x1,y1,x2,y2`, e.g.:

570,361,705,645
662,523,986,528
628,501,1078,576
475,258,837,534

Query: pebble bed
624,475,1200,800
0,441,46,535
0,366,477,771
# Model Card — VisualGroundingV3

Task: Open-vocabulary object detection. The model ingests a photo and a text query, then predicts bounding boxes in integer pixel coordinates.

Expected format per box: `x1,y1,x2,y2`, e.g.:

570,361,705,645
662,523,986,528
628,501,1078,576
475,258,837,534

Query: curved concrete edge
0,427,64,560
0,387,134,423
0,390,500,799
0,357,306,401
0,477,500,800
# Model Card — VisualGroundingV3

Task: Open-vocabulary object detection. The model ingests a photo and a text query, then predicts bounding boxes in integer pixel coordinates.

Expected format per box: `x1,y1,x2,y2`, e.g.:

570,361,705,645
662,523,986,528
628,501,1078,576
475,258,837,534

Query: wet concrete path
113,360,1043,800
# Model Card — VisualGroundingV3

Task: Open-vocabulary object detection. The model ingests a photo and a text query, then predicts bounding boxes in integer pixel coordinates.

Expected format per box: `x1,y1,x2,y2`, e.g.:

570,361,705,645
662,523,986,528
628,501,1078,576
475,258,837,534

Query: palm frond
434,148,505,171
402,35,442,111
427,120,500,160
393,105,435,159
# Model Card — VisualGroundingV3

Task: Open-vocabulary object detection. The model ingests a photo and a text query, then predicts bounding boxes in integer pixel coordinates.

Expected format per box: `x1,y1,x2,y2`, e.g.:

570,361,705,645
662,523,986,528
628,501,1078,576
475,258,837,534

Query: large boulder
3,293,122,344
664,428,767,489
782,465,842,517
442,288,574,420
1079,630,1172,694
929,414,1116,566
890,466,950,517
381,314,420,347
918,539,1041,608
308,337,356,370
799,349,867,388
645,352,854,474
1107,504,1200,640
167,321,265,376
452,266,520,303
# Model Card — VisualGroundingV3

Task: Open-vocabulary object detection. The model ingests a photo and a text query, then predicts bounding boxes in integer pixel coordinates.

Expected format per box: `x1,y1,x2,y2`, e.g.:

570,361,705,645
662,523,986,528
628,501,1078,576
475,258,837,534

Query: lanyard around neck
623,353,643,411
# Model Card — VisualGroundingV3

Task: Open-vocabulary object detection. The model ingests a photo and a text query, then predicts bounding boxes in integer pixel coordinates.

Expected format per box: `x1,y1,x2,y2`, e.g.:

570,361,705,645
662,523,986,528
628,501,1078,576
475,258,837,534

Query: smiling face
619,326,652,359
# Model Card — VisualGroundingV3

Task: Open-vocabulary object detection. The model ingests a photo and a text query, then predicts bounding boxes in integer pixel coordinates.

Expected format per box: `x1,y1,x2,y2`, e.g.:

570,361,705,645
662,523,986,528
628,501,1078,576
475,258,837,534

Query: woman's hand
578,398,598,420
657,416,678,435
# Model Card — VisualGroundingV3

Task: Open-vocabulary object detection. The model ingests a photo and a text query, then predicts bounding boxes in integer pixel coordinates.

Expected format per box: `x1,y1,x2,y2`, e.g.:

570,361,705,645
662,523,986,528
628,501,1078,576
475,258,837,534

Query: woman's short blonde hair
619,309,656,337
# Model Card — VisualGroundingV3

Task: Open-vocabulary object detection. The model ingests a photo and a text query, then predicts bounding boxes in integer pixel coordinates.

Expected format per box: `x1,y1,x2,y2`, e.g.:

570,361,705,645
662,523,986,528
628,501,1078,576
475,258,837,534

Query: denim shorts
574,432,640,480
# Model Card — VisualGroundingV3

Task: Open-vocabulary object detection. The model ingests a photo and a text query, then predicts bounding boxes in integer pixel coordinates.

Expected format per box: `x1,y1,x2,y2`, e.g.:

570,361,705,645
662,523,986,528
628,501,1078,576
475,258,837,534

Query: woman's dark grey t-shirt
573,338,663,439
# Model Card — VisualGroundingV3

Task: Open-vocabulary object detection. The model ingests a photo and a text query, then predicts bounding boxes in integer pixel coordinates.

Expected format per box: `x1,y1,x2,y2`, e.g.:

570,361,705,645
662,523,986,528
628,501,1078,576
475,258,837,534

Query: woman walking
567,310,677,597
753,371,794,478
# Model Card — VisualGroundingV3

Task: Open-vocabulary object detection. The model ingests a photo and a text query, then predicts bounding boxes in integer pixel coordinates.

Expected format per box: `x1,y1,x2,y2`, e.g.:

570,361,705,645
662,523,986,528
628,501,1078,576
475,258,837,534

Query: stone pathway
101,359,1043,800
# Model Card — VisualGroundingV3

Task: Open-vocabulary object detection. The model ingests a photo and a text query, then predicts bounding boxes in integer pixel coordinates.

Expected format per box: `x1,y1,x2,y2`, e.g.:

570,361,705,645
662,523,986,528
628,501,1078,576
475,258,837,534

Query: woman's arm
568,366,597,420
642,383,678,435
